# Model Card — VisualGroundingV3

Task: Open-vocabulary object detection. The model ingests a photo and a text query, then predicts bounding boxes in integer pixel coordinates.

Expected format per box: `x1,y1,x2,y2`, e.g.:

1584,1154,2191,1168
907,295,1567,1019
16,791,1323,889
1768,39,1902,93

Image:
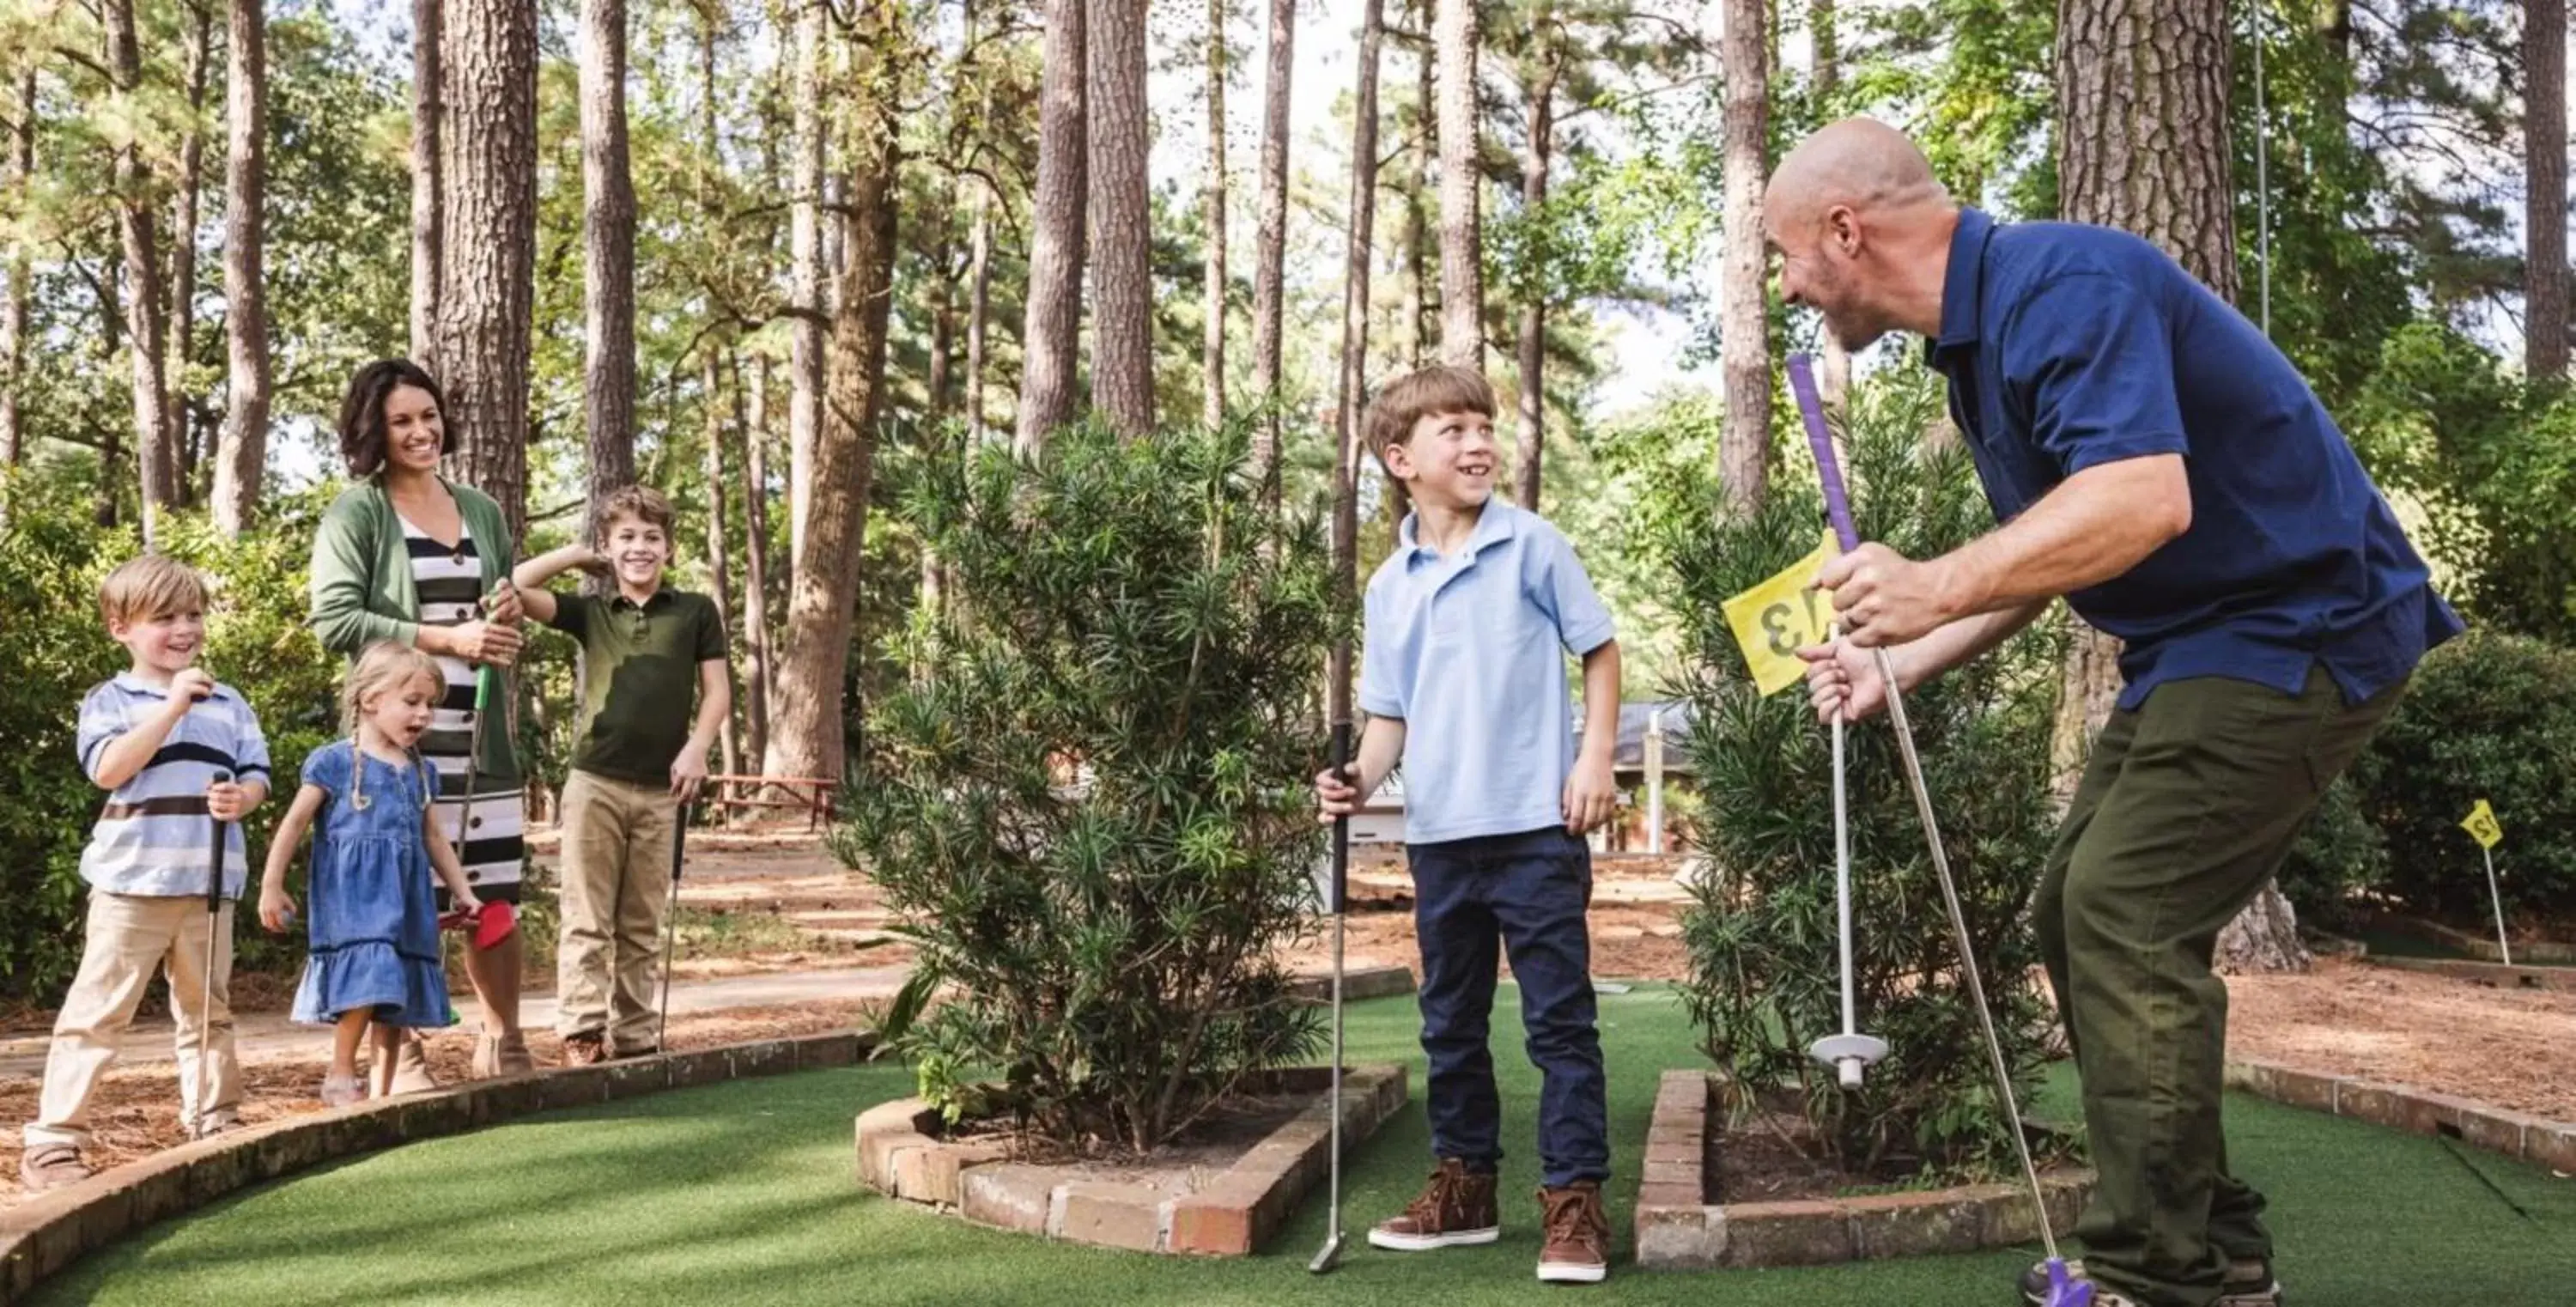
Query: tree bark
212,0,270,537
928,236,957,422
1409,27,1435,365
96,267,124,527
2057,0,2305,970
702,350,742,779
1203,0,1229,429
106,0,176,544
967,183,992,434
769,9,901,783
1088,0,1156,438
1017,0,1089,454
1,71,34,489
1246,0,1295,502
435,0,539,537
1435,0,1482,366
410,0,441,366
737,351,775,773
789,0,827,563
1512,38,1558,512
582,0,640,547
1718,0,1769,517
2527,0,2567,380
1811,0,1850,407
171,2,214,502
1331,0,1387,720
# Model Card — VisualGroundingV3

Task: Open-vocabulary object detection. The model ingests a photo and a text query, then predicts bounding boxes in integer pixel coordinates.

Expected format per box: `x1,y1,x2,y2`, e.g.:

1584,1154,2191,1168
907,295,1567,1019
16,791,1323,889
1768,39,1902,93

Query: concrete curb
857,1063,1410,1255
2359,954,2576,992
2361,914,2576,966
0,1029,875,1304
2224,1056,2576,1176
1632,1071,2093,1271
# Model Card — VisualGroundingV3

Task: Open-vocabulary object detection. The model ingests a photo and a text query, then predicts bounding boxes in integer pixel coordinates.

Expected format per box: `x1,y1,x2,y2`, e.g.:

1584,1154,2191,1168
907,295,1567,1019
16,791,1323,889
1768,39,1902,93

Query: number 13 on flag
2461,799,2503,850
1720,532,1841,696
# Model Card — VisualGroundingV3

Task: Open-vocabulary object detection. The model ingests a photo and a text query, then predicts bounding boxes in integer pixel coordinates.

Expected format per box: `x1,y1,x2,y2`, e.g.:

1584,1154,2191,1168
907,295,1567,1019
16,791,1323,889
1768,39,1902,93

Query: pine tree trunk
1718,0,1769,517
582,0,639,547
1512,43,1557,512
967,185,992,434
170,3,214,502
702,350,742,778
2,71,35,490
96,271,123,527
770,13,901,783
212,0,270,537
2528,0,2567,380
1017,0,1089,455
106,0,175,544
738,351,775,774
1434,0,1481,366
1247,0,1295,502
789,0,828,564
1089,0,1156,438
928,238,957,421
1331,0,1386,721
1811,0,1850,407
2058,0,2306,971
435,0,539,538
1203,0,1228,429
410,0,441,367
1409,26,1434,365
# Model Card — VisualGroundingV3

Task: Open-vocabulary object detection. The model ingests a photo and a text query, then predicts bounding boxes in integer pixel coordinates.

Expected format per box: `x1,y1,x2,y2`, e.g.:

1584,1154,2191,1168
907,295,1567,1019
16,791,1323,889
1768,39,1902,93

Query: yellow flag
2461,799,2503,850
1721,532,1841,696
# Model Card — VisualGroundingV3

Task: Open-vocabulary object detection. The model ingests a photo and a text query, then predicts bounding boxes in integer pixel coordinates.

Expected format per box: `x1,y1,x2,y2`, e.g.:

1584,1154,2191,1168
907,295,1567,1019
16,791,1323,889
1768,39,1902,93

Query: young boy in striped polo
20,556,271,1192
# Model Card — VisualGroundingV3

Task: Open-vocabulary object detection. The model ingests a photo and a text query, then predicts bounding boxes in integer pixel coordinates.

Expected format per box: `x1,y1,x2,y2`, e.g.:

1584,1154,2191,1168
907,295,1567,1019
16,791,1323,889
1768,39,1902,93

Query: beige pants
25,890,240,1150
556,770,677,1051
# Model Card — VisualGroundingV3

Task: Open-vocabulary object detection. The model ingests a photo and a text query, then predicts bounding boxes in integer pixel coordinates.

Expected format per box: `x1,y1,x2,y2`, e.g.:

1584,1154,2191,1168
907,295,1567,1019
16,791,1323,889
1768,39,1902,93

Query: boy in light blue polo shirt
1314,364,1623,1284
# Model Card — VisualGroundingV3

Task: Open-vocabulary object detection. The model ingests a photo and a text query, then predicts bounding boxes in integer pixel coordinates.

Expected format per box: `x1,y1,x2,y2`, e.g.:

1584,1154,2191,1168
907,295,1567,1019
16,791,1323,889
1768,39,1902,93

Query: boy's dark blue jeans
1406,826,1610,1188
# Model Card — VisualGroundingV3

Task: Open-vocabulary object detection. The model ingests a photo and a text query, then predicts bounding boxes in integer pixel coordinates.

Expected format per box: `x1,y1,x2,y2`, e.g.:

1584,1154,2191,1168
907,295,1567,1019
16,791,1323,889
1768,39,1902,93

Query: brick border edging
2360,954,2576,992
0,1029,876,1305
855,1063,1410,1256
2361,912,2576,966
1287,964,1417,1004
2224,1056,2576,1175
1633,1070,2093,1270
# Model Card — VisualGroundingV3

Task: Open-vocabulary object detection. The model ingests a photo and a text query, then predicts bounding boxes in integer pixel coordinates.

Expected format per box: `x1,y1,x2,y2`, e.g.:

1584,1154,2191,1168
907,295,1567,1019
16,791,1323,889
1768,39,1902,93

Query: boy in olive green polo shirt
515,486,732,1063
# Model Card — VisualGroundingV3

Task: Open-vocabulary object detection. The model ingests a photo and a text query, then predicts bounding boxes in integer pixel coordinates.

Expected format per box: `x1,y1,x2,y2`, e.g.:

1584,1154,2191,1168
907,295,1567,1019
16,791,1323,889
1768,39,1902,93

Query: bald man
1775,119,2461,1307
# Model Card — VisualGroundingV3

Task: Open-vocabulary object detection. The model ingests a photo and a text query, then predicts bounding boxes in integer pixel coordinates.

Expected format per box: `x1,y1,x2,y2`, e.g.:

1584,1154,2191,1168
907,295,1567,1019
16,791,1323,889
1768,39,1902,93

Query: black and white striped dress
400,514,526,905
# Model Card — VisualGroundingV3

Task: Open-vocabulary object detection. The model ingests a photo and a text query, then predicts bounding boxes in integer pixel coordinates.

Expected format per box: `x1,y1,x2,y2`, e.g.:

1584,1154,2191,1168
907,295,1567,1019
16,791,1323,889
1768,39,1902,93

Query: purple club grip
1786,354,1861,553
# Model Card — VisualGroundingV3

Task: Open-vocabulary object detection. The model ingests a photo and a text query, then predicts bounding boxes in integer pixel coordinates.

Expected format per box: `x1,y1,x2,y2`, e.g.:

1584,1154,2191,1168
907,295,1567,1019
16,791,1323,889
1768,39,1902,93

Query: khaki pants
556,770,677,1051
25,890,240,1151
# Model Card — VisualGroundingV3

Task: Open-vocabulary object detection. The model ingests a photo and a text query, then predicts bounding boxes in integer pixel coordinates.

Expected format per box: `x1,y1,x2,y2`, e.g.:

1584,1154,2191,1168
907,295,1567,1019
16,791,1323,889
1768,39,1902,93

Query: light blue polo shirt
1358,500,1617,845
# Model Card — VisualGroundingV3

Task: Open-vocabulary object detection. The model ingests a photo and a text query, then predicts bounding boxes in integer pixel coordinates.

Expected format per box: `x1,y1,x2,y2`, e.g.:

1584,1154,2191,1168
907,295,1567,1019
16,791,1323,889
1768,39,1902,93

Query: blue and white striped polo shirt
75,673,272,898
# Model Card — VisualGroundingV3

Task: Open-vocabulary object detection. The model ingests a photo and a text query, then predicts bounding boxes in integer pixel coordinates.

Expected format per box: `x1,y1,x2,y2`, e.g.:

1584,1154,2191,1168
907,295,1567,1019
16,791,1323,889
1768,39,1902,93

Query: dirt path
2223,957,2576,1120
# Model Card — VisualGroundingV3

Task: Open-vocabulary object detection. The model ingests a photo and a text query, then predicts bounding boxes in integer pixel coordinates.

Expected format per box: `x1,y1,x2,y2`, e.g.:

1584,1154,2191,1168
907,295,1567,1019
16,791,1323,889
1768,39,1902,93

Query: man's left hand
1818,544,1959,647
671,745,709,804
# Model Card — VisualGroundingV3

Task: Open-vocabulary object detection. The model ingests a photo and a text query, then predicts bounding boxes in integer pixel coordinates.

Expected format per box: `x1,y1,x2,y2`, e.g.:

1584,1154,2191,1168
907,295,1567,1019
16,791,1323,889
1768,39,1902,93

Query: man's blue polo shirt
1358,500,1616,844
1925,206,2461,708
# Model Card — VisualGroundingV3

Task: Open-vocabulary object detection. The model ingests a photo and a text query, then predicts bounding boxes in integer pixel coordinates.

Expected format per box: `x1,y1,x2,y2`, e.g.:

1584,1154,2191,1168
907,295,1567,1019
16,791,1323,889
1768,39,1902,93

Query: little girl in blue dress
259,642,483,1105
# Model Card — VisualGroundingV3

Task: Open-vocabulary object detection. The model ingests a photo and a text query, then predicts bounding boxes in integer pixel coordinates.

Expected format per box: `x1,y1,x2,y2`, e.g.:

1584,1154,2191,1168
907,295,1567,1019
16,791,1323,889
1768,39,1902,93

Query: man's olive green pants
2037,669,2401,1307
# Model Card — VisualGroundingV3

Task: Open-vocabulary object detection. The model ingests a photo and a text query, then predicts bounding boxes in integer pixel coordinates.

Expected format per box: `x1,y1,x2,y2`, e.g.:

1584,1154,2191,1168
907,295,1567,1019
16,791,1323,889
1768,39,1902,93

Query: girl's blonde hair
343,641,447,733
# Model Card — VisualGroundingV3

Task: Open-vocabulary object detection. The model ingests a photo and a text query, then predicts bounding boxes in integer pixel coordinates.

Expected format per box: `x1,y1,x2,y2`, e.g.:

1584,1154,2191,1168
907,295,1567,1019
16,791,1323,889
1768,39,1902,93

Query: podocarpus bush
2345,629,2576,925
1669,374,2064,1180
839,420,1332,1153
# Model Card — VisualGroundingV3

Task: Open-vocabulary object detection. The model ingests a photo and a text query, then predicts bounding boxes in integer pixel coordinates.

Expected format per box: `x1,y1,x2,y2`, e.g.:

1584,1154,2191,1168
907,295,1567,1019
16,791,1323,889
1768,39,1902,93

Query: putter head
1307,1234,1345,1274
2040,1257,2093,1307
473,900,519,950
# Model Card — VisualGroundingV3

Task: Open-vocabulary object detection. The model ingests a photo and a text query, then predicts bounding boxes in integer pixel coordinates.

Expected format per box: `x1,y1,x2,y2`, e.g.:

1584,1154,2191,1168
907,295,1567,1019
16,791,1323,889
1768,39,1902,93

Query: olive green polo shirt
543,587,728,785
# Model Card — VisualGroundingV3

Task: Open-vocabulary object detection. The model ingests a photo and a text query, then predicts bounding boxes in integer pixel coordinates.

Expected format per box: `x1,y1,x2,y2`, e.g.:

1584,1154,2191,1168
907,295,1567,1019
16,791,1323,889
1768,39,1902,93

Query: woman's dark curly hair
336,359,453,477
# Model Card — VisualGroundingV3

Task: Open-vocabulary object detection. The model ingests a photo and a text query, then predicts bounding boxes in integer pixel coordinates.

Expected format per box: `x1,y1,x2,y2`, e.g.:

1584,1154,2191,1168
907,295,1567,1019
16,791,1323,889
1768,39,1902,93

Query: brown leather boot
561,1033,609,1067
1367,1158,1501,1251
1536,1181,1610,1283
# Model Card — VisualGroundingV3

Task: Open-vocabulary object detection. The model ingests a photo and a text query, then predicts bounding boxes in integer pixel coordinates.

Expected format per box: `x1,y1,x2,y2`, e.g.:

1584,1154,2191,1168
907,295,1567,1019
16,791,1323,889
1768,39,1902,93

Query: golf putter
1807,638,1888,1090
654,801,691,1054
1309,719,1353,1275
1789,355,2090,1307
194,769,232,1140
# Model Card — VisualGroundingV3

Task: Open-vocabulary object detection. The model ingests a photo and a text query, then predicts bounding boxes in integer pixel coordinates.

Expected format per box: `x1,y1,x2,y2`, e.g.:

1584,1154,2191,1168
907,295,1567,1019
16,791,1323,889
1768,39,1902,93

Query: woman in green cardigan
308,359,532,1085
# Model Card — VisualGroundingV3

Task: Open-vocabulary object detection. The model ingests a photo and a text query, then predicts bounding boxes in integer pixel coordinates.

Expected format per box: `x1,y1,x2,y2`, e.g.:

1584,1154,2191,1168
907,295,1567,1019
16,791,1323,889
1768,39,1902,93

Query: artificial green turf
37,988,2575,1306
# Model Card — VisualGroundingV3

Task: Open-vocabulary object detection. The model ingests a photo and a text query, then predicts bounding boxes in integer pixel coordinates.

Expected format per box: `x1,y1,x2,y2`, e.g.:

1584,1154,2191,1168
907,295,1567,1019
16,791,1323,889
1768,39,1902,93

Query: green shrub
2345,629,2576,924
1668,373,2064,1180
2274,777,2392,933
838,420,1330,1152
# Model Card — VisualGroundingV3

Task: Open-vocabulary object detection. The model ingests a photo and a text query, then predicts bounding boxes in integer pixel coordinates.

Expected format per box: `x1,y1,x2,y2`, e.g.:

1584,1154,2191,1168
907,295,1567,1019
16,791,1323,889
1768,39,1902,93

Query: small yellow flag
1721,532,1841,696
2461,799,2503,850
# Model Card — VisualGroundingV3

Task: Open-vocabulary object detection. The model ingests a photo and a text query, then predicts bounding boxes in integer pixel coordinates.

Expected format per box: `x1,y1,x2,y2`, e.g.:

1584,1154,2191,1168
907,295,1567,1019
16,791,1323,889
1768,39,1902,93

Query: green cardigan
308,477,520,786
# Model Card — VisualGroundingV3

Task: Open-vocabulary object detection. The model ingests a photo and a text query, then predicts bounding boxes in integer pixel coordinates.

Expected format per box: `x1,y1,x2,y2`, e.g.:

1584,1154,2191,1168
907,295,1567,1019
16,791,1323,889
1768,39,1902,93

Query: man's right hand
1314,766,1361,823
445,619,522,667
1799,639,1888,724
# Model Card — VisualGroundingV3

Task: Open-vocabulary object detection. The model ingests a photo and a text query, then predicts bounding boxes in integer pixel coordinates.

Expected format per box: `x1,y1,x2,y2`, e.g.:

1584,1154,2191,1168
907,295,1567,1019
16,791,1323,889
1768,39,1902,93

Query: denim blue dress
289,741,457,1030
